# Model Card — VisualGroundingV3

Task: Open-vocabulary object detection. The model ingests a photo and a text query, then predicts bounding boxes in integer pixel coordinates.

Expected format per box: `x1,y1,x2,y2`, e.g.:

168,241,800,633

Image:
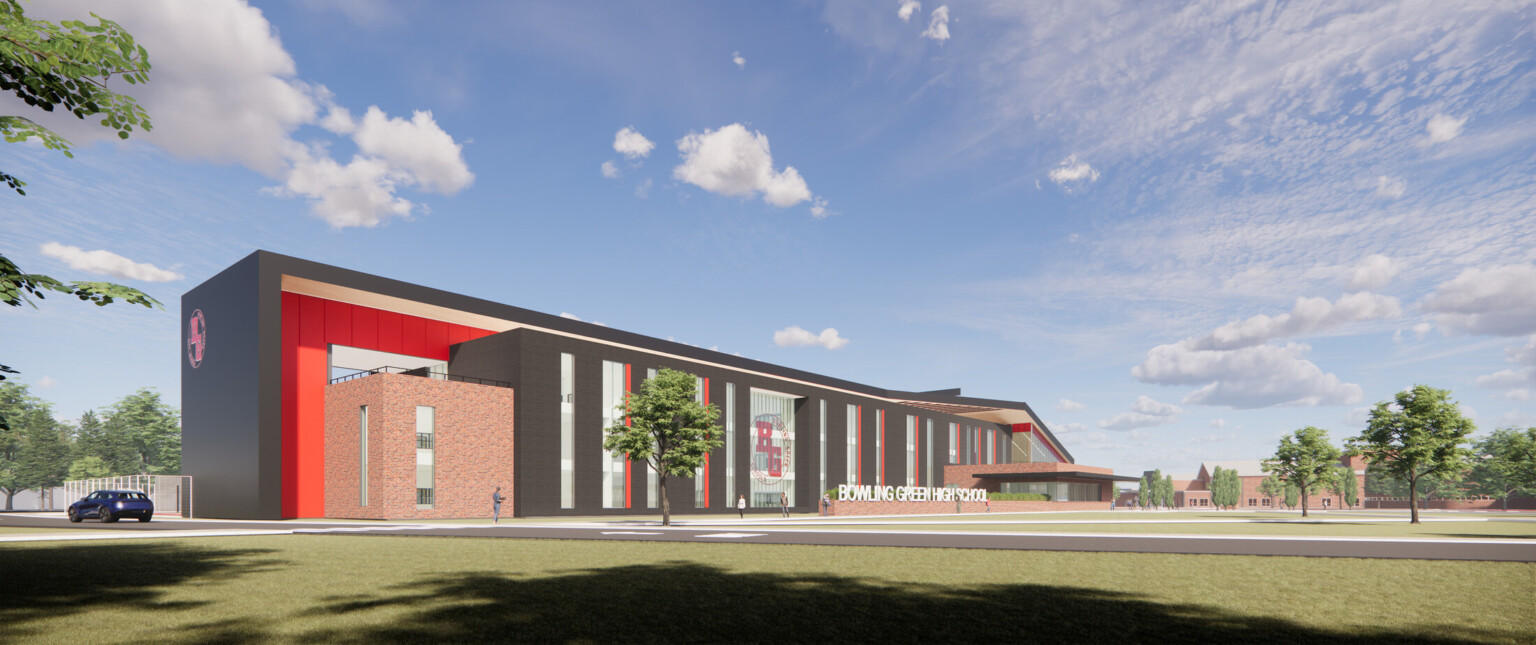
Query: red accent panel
352,306,378,349
295,294,328,518
378,311,403,354
624,363,632,509
448,324,470,346
324,299,352,347
425,320,449,360
280,293,300,517
402,316,426,357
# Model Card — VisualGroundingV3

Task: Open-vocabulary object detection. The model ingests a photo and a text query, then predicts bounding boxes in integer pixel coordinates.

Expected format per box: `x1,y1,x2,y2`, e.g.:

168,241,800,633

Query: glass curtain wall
1030,432,1061,463
600,360,627,508
695,376,707,508
560,353,575,509
875,410,884,486
726,383,736,503
750,389,796,508
415,406,434,508
905,415,916,486
359,406,368,506
646,368,659,508
925,419,934,486
846,404,858,485
819,400,827,495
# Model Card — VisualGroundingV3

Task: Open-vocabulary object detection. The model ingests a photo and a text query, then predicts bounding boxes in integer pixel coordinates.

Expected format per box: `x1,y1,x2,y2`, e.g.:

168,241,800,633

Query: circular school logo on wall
186,309,206,368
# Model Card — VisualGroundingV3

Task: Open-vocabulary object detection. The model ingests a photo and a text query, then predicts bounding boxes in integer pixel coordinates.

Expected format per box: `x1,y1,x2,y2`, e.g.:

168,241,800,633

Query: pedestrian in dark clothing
821,493,830,516
492,487,505,524
780,492,789,518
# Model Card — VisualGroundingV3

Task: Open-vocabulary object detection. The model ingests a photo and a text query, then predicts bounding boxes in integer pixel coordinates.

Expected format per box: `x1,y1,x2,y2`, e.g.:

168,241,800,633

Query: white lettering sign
836,484,987,503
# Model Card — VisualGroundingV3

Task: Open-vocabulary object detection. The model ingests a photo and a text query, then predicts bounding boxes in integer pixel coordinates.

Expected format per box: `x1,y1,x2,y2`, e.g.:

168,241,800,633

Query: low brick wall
829,500,1111,515
1364,497,1536,510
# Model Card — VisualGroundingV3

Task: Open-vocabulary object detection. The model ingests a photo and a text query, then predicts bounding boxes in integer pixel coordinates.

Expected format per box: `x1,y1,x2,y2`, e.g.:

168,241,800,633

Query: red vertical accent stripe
280,292,299,517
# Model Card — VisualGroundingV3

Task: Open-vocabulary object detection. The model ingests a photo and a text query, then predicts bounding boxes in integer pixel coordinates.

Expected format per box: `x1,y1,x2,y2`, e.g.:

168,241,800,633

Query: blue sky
5,0,1534,478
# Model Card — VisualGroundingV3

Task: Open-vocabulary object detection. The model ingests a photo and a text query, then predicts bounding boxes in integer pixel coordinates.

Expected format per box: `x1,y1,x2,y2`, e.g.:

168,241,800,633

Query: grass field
2,534,1531,643
779,519,1536,539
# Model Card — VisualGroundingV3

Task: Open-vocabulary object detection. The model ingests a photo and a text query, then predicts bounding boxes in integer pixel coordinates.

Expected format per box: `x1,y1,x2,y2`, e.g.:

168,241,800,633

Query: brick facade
324,373,515,520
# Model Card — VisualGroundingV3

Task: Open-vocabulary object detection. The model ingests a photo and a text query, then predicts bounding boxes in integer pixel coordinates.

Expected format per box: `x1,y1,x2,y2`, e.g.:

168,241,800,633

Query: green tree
1223,467,1245,509
15,415,68,504
67,454,111,480
1211,466,1241,510
1348,385,1476,524
1328,465,1359,509
1468,427,1536,511
1161,474,1175,509
70,408,133,475
1257,473,1284,510
1282,481,1299,509
0,382,63,509
602,368,722,526
1365,464,1409,497
101,388,180,475
1136,475,1148,509
1,1,160,432
1262,426,1342,518
1146,469,1165,508
2,0,152,196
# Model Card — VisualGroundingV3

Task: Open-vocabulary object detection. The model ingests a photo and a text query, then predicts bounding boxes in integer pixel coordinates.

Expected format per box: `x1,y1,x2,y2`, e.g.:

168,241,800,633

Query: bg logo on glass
750,413,792,484
186,309,207,368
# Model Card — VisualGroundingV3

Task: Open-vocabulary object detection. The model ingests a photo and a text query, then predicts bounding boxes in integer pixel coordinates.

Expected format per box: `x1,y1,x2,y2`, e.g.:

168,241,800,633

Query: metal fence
63,475,193,517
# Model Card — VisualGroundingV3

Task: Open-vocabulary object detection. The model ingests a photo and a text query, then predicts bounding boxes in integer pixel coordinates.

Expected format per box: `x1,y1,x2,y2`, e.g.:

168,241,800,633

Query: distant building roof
1199,460,1267,478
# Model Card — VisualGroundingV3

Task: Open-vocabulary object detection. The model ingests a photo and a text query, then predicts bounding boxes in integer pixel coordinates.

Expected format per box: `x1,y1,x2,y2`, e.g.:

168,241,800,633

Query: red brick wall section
325,373,514,520
828,500,1110,516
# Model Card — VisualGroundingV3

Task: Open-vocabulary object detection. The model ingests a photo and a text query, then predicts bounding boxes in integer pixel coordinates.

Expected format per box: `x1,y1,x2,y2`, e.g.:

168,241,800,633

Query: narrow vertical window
875,409,884,486
415,406,435,508
986,429,995,464
948,422,957,465
726,382,736,504
601,360,627,509
846,404,858,485
359,406,368,507
897,414,909,485
560,353,574,509
647,368,659,509
819,399,827,496
925,419,934,486
696,376,707,508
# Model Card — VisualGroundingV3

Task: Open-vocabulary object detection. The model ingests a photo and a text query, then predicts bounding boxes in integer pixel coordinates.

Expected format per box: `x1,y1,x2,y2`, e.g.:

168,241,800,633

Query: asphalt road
4,513,1533,561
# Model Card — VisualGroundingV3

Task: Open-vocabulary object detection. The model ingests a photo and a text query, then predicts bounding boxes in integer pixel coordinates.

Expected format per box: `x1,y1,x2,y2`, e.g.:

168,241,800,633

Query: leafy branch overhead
1,0,153,195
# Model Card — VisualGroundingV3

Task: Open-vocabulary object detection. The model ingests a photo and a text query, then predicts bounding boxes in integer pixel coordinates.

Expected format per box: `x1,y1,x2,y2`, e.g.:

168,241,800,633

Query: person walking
736,494,746,519
491,486,505,524
821,492,830,517
779,491,789,518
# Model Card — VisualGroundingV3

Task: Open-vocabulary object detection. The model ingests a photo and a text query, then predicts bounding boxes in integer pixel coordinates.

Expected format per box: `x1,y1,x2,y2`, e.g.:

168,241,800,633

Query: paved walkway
3,512,1532,561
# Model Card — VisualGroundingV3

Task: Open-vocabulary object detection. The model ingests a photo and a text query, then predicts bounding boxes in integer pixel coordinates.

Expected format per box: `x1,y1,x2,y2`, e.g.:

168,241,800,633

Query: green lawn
2,535,1531,643
781,519,1536,539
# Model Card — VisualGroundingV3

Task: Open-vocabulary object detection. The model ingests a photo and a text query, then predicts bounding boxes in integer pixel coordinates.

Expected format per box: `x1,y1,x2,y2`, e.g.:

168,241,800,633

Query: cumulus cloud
1133,341,1362,408
1209,418,1227,429
1374,176,1406,199
39,243,183,282
921,5,950,42
732,51,746,69
601,161,620,179
1424,113,1466,145
1474,336,1536,399
1421,265,1536,336
898,1,920,22
634,178,652,199
1055,398,1087,411
1052,421,1088,434
1187,434,1224,444
1348,255,1398,291
773,326,849,350
35,376,57,389
673,123,817,209
1097,395,1182,430
1048,155,1099,184
3,1,473,230
613,126,655,159
1187,292,1401,351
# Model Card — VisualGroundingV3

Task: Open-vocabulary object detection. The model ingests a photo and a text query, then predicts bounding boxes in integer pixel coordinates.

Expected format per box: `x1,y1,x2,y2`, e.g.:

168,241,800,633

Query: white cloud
1051,421,1088,434
1048,155,1099,184
810,196,830,218
35,376,57,389
614,126,655,159
1188,292,1400,351
673,123,815,209
634,178,652,199
2,1,473,230
732,51,746,69
898,0,920,22
1133,341,1362,408
921,5,950,42
1345,407,1372,427
559,312,605,327
39,243,183,282
1473,336,1536,399
773,326,849,350
1055,398,1086,411
1097,395,1182,430
1374,176,1406,199
601,161,620,179
1348,255,1398,291
1424,113,1466,145
1422,264,1536,336
1186,434,1223,444
1209,418,1227,429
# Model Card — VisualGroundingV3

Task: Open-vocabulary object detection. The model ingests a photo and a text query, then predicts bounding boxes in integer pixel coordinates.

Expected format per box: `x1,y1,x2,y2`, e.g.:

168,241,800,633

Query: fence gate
63,475,193,518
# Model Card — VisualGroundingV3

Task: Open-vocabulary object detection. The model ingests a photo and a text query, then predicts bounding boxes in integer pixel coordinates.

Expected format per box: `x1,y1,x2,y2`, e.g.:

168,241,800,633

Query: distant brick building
1125,456,1368,510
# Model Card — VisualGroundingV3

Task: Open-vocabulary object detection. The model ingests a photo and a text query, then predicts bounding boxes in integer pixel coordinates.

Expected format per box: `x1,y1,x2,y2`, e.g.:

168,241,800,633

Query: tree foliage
99,388,180,475
1136,475,1148,508
1262,426,1341,518
1467,427,1536,510
1328,465,1359,509
0,382,69,509
1,0,152,196
1210,466,1243,510
1160,474,1175,509
603,368,722,526
1257,473,1284,508
1348,385,1475,524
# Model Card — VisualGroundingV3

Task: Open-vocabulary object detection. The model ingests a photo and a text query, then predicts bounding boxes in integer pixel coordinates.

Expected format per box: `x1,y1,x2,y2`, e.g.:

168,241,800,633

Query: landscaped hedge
986,493,1050,501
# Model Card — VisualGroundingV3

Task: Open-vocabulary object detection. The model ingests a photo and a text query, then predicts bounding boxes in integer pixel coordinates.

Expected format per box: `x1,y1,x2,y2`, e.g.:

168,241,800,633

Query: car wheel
68,509,81,523
99,508,115,523
138,515,152,523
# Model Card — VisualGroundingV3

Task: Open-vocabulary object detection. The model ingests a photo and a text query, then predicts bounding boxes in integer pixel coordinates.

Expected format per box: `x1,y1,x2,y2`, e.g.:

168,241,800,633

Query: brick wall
828,500,1110,515
325,373,515,520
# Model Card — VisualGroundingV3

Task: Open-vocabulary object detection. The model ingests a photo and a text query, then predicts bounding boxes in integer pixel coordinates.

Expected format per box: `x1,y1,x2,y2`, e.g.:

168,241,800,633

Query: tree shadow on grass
293,561,1514,644
0,542,285,643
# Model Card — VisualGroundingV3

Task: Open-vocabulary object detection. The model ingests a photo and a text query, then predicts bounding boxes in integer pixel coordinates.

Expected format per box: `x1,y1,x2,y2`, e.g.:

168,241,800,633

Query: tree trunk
659,474,671,526
1300,488,1309,518
1408,473,1420,524
3,489,12,511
